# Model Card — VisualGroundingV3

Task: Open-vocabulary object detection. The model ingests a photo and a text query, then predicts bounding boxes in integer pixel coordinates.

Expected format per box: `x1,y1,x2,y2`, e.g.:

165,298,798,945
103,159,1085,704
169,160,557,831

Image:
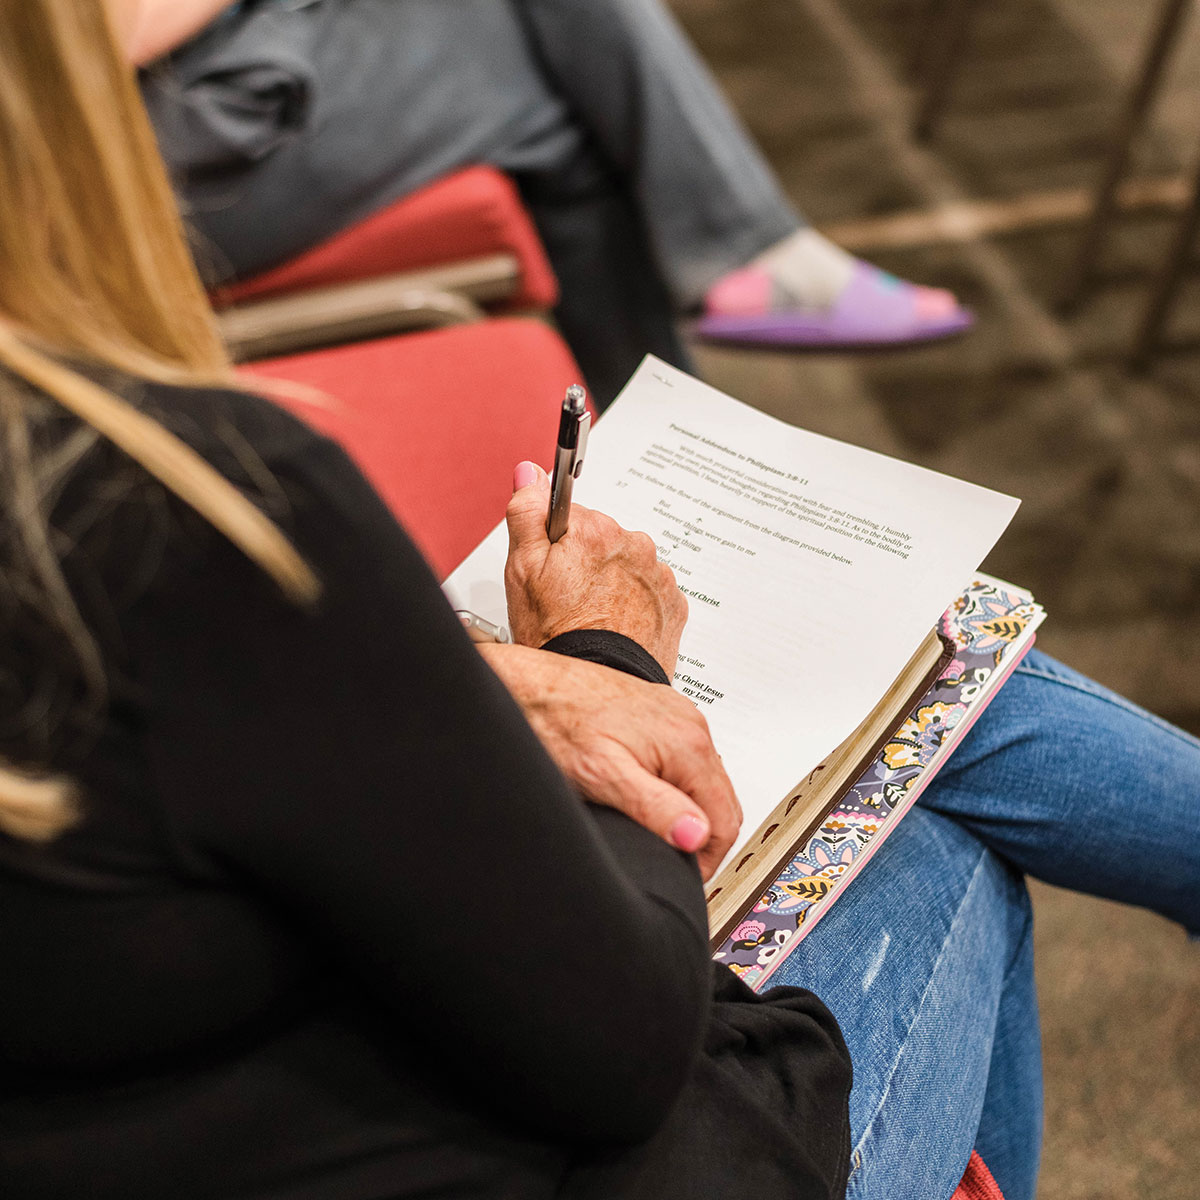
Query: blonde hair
0,0,319,840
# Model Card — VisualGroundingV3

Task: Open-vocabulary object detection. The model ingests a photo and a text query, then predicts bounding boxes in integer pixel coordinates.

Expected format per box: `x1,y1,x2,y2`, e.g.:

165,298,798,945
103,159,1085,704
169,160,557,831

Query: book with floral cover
712,576,1044,990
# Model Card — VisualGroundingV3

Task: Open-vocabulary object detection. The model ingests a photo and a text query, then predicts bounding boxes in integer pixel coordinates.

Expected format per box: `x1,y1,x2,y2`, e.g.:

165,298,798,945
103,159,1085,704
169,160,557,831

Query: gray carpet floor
669,1,1200,1195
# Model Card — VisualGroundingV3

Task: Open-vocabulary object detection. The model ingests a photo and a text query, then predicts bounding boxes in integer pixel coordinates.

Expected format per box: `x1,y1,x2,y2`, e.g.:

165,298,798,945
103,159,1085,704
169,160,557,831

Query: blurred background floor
668,1,1200,1195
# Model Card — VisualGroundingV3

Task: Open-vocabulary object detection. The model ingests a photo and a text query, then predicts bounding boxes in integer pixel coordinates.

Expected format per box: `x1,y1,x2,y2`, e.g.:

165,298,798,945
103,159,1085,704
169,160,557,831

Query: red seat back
243,319,588,579
218,167,558,312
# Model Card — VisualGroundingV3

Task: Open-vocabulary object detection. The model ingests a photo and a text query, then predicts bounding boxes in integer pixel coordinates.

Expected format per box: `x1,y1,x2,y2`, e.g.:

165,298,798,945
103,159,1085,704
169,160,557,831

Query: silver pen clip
572,408,591,478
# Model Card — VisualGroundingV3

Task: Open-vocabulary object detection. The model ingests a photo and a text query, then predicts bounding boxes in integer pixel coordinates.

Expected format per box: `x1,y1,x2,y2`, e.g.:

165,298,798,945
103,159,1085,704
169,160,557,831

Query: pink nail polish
513,461,538,491
670,814,708,853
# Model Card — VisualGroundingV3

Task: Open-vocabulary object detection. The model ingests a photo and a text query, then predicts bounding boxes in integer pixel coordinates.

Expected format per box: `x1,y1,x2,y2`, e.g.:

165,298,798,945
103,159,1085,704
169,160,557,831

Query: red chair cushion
951,1151,1005,1200
242,318,588,579
218,167,558,312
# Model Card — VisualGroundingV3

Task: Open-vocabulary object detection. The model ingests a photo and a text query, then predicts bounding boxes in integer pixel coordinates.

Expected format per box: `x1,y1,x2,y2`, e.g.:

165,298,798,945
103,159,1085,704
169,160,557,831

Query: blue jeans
770,649,1200,1200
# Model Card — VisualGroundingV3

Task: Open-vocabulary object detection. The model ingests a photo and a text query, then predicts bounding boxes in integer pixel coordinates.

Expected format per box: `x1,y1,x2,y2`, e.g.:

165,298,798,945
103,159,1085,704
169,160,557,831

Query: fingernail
513,461,538,492
669,814,708,853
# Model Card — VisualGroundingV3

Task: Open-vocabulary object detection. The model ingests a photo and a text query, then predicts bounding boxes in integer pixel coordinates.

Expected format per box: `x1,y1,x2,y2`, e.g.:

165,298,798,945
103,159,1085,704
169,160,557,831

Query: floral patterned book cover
712,575,1045,992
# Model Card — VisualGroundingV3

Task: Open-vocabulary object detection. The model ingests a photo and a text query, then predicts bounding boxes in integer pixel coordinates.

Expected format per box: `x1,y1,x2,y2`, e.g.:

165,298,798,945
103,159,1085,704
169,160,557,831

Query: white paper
444,358,1020,870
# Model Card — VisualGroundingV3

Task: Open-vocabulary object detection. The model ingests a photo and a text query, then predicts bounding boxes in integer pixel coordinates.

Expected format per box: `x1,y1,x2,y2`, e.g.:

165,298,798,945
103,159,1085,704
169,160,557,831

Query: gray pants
148,0,800,402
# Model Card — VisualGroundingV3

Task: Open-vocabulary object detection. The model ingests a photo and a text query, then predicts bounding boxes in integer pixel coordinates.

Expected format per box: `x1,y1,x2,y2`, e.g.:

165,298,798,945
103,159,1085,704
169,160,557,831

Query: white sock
751,228,858,311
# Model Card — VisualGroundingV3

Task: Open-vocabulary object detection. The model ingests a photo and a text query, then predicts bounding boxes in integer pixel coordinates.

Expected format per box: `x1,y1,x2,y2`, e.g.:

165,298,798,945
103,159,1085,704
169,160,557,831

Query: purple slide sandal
692,260,974,350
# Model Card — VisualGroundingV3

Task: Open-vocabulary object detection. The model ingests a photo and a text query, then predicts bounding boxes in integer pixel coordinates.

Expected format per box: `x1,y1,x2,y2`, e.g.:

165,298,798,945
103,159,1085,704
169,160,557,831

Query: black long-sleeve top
0,379,851,1199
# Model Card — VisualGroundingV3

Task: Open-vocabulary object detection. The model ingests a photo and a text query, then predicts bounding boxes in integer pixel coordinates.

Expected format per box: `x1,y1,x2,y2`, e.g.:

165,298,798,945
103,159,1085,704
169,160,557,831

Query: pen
455,610,511,644
546,384,590,543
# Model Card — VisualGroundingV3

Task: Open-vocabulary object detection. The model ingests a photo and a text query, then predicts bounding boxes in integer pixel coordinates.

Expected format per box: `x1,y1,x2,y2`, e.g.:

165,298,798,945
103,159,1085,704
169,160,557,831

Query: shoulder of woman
49,376,348,609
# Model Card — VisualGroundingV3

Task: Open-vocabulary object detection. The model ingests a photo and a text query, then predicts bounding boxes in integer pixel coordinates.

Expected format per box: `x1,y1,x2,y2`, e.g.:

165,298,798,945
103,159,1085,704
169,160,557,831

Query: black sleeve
126,397,712,1146
542,629,672,685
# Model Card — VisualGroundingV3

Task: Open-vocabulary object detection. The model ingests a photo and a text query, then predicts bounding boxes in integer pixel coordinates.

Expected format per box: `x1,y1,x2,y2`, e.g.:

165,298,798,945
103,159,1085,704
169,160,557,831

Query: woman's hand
504,462,687,677
113,0,241,66
478,643,742,880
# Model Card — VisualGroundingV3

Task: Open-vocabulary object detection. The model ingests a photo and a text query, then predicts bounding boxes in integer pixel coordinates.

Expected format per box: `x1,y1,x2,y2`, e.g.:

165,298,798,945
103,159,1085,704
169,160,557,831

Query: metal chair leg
1123,148,1200,369
913,0,983,142
908,0,954,78
1129,135,1200,371
1061,0,1194,311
